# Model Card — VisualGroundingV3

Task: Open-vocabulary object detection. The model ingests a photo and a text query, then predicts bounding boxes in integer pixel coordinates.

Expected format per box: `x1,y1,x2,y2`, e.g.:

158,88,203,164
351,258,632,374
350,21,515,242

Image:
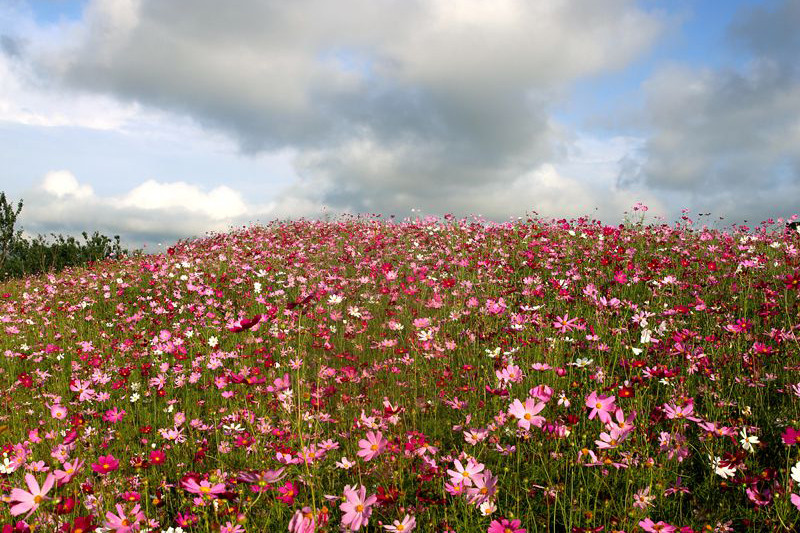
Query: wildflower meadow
2,210,800,532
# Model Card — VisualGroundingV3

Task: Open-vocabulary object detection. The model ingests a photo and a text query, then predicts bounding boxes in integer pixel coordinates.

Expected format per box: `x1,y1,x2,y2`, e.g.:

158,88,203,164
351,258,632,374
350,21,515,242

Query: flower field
2,212,800,532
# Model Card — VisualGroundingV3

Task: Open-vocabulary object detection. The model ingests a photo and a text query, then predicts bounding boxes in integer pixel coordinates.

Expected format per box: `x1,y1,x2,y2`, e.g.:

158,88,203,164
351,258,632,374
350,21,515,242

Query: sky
1,0,799,250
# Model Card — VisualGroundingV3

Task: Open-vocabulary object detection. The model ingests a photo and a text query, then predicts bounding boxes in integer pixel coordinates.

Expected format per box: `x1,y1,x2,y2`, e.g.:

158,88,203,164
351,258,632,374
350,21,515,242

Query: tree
0,192,23,275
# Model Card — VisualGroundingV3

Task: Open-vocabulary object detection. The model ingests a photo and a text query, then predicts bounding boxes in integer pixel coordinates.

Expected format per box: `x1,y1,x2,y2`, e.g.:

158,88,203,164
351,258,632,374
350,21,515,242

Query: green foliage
0,191,23,274
0,191,129,280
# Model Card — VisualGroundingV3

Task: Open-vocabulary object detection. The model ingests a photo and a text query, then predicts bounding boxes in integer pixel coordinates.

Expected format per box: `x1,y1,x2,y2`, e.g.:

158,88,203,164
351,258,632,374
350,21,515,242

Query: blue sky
1,0,799,249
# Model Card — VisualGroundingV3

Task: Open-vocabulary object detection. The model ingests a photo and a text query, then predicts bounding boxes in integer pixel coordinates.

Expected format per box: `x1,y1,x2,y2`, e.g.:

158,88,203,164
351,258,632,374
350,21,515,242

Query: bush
0,192,129,280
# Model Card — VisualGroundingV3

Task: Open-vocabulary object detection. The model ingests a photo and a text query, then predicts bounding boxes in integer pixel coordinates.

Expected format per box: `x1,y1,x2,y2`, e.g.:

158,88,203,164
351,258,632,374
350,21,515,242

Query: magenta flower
488,518,526,533
638,518,676,533
340,484,377,531
585,391,616,424
356,431,388,462
782,427,800,445
91,454,119,475
9,473,56,518
276,481,298,504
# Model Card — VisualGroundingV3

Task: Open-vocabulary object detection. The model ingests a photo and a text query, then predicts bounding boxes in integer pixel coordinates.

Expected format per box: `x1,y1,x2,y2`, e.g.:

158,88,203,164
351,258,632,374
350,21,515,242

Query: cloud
618,0,800,221
19,172,253,249
119,180,247,220
41,169,93,198
15,0,661,221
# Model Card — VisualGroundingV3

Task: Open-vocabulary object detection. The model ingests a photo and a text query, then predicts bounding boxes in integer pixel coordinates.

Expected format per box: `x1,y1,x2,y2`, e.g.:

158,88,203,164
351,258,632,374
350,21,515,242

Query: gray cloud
619,0,800,221
32,0,660,221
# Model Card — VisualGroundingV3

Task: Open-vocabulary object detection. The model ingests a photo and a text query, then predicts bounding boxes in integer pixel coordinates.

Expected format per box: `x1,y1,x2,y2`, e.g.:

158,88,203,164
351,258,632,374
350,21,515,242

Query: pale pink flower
9,473,56,518
383,514,417,532
54,459,84,486
340,484,377,531
356,431,387,462
446,458,485,487
507,398,546,430
289,506,316,533
103,503,145,532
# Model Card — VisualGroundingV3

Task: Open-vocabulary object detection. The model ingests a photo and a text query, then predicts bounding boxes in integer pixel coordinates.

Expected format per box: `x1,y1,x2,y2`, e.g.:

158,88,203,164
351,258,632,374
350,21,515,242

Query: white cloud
41,170,94,198
119,179,247,220
20,172,254,249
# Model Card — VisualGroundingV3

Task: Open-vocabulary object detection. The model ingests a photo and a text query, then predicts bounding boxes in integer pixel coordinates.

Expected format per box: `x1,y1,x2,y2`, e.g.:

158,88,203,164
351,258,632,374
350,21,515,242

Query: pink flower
9,473,56,518
488,518,526,533
585,391,616,424
103,503,144,532
103,407,126,423
383,514,416,532
91,454,119,475
276,481,298,504
181,478,226,499
49,404,68,420
446,458,485,487
289,507,316,533
54,459,84,486
507,398,546,430
465,470,498,505
791,493,800,511
662,402,699,422
340,484,377,531
356,431,387,462
638,518,676,533
220,522,245,533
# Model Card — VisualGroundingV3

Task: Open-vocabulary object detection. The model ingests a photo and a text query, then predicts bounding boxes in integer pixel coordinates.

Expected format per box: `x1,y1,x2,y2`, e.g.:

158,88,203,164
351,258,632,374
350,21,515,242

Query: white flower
711,455,736,479
479,500,497,516
485,347,501,359
327,294,343,305
0,454,17,474
253,282,262,294
335,456,354,469
417,329,433,342
574,357,593,368
208,336,219,348
791,461,800,484
739,428,759,453
129,393,141,403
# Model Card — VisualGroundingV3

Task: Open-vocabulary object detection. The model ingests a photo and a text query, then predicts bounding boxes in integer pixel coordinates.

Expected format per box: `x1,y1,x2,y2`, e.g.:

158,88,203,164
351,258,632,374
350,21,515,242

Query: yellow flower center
371,444,378,451
596,402,603,409
356,504,364,513
33,495,43,504
524,413,531,420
